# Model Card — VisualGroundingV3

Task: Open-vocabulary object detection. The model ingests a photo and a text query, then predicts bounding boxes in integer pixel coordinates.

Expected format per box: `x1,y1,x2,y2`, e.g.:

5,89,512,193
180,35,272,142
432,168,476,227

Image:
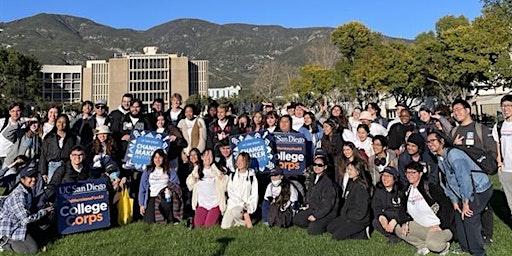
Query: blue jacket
138,168,179,207
436,147,492,204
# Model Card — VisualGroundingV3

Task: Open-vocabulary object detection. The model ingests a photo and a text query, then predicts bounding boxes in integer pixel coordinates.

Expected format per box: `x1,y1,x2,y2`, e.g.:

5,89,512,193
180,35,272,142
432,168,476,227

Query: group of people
0,92,510,256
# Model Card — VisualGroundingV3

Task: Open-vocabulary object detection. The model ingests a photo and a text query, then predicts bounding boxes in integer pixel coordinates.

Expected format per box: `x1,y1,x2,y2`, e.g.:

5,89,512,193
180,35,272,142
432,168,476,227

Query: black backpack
451,123,498,175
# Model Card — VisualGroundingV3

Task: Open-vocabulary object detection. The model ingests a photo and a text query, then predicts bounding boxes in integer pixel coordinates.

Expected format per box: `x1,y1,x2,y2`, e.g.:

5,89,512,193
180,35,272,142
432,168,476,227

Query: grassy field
4,177,512,255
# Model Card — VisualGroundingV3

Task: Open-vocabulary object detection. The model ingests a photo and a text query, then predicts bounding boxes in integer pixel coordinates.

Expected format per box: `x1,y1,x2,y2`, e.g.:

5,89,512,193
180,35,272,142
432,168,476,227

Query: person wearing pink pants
186,149,228,227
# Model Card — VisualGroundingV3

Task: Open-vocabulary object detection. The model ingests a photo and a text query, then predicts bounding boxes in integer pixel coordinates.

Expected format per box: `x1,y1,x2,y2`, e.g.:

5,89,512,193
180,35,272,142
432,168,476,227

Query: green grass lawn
4,177,512,255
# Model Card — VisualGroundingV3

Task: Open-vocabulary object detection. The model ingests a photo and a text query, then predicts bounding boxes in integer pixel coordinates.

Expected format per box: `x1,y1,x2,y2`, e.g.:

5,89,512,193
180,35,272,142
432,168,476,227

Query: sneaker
483,236,493,247
365,226,370,239
439,242,450,256
416,247,430,256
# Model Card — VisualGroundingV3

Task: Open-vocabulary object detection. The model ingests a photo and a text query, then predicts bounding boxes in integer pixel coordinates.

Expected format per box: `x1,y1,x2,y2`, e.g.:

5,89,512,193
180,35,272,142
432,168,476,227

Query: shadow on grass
212,237,234,256
490,190,512,229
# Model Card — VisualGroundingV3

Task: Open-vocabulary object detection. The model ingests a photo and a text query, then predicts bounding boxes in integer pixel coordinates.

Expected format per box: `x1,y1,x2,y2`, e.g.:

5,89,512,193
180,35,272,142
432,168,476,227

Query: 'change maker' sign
230,131,275,173
123,130,170,171
56,179,110,235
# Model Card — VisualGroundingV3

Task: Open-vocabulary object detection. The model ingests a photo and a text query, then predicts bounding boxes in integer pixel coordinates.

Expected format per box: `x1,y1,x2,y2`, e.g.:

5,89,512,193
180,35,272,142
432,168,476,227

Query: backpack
496,120,505,161
451,123,498,175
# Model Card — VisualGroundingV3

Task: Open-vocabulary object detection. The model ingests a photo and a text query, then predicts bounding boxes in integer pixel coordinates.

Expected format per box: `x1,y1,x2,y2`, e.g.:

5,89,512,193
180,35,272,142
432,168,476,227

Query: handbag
117,188,133,226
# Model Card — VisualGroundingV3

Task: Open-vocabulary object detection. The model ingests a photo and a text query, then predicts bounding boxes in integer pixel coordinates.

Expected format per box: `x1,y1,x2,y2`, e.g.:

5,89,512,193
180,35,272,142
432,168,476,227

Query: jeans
47,161,63,182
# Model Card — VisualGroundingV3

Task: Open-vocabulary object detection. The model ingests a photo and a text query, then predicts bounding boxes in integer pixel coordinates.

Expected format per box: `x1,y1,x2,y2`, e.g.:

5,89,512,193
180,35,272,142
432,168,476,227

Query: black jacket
371,184,405,221
306,173,338,220
398,180,454,230
339,179,371,224
39,132,76,176
46,161,92,201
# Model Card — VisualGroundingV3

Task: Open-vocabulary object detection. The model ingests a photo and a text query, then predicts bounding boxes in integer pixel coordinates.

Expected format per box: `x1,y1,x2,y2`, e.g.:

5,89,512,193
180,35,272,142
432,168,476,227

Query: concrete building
208,85,241,100
41,65,83,104
82,46,209,110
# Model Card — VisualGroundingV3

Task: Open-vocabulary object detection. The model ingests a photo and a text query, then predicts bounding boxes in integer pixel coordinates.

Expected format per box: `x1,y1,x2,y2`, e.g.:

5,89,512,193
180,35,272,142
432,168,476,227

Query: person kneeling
0,167,53,253
327,160,371,240
221,152,258,229
139,149,182,224
395,162,453,256
293,155,338,235
262,168,298,228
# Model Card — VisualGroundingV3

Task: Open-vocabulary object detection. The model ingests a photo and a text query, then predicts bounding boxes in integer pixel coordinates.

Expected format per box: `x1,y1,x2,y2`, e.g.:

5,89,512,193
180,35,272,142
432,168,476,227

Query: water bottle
165,188,171,203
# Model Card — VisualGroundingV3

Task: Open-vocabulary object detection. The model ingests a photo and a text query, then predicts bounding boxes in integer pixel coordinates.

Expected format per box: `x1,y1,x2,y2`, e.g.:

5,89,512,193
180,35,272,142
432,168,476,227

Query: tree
0,48,42,111
249,60,297,100
304,37,341,68
290,65,336,103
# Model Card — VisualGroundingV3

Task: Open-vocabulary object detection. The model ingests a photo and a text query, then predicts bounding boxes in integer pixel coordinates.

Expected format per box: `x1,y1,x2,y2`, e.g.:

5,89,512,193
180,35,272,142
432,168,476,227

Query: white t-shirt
42,122,55,139
149,167,168,197
96,116,106,127
292,116,304,131
493,120,512,172
197,168,219,210
407,186,440,227
170,109,182,123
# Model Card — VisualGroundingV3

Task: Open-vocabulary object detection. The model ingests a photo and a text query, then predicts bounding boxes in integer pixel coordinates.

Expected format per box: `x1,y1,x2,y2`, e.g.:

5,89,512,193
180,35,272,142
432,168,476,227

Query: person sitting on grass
371,166,404,244
395,161,453,256
139,149,182,224
221,152,258,229
262,168,298,228
293,154,338,235
327,160,371,240
0,167,53,254
186,149,227,228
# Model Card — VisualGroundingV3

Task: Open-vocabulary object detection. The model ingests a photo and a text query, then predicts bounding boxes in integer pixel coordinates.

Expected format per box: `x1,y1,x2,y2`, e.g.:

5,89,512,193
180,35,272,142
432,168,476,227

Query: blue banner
230,131,275,173
123,130,170,171
56,179,110,235
274,132,307,175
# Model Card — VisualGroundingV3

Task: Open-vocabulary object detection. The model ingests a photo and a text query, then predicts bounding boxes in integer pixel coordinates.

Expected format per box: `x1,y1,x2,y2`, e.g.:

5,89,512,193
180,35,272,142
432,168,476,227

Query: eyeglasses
313,163,325,167
426,139,439,144
95,105,106,109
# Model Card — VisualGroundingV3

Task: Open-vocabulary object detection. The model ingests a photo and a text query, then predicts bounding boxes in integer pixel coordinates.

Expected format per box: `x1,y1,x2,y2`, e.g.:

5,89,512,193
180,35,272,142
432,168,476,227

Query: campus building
43,47,209,111
208,85,241,99
40,65,83,104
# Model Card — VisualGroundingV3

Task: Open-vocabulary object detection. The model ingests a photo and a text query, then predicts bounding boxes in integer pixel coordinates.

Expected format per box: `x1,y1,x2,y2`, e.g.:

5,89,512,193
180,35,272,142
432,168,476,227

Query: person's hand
121,134,130,141
140,206,145,215
428,225,442,232
308,215,316,222
461,201,473,220
385,219,397,233
454,134,464,145
169,135,177,142
453,202,461,214
401,222,409,236
44,204,54,213
181,151,189,163
378,215,388,227
42,175,48,183
119,177,127,189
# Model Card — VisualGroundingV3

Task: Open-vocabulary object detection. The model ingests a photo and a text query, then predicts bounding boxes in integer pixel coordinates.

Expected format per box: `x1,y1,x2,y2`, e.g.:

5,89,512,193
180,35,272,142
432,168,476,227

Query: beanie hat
407,133,426,152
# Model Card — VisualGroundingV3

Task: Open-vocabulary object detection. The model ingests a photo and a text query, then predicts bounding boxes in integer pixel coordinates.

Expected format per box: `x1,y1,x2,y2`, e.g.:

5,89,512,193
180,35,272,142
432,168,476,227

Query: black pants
455,187,493,256
327,216,368,240
481,203,494,239
293,209,336,235
372,218,399,239
143,197,173,224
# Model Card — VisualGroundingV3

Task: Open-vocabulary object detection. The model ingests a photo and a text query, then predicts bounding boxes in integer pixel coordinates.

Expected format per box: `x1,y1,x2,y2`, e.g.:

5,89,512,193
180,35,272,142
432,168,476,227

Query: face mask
271,180,281,187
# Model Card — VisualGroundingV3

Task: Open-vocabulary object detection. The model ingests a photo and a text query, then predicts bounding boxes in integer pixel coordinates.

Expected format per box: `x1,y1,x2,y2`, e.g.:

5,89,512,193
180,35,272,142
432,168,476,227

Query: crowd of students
0,92,511,256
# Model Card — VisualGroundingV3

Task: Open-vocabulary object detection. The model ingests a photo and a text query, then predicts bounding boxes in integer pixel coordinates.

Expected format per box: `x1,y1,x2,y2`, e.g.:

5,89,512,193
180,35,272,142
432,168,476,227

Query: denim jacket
436,147,492,204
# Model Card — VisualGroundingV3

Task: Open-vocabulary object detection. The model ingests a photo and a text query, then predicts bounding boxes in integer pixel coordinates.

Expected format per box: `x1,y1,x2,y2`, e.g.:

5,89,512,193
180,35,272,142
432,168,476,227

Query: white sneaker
439,242,450,256
416,247,430,256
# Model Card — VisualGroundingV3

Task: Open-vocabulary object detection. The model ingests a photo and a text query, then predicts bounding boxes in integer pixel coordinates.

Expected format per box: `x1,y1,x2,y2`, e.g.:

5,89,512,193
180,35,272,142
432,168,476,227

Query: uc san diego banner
123,130,170,171
56,179,110,235
274,132,307,175
230,131,275,173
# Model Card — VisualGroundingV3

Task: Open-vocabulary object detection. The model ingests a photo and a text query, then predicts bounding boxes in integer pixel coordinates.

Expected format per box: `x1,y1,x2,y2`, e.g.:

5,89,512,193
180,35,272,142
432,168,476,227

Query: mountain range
0,13,338,88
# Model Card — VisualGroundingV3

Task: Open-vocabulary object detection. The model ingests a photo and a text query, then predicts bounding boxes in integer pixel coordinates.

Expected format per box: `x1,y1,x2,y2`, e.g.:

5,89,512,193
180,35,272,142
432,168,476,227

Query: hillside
0,13,335,88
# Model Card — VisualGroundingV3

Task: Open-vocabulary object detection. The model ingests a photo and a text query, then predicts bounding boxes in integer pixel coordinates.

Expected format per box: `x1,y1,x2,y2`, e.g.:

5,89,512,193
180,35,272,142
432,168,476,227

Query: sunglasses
313,163,325,167
95,105,106,109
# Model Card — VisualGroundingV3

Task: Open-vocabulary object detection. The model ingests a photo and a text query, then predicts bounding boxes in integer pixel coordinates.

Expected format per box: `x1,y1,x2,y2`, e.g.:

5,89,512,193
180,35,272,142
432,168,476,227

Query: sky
0,0,484,39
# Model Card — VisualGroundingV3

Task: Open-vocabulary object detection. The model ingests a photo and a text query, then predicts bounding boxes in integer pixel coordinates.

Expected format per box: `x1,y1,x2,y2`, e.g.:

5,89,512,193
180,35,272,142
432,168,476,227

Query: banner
274,132,307,175
123,130,170,171
56,179,110,235
230,131,275,173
